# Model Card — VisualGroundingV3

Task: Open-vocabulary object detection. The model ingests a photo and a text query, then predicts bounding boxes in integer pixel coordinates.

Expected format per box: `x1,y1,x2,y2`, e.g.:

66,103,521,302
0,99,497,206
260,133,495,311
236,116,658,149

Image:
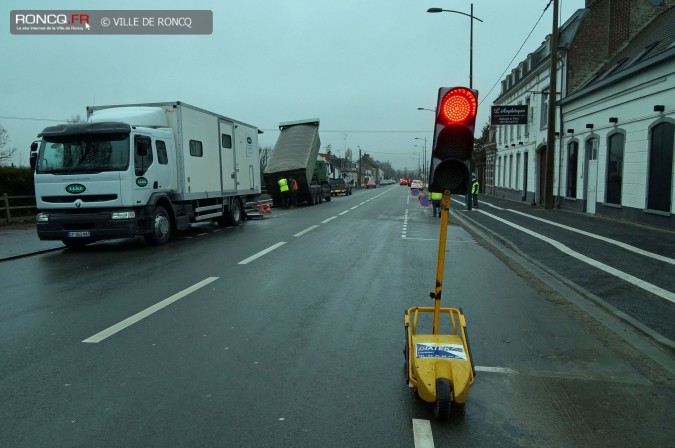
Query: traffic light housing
428,87,478,194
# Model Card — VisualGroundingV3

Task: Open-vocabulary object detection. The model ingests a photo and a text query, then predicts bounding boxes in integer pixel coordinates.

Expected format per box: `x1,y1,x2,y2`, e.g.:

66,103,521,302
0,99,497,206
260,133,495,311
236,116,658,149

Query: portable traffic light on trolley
428,87,478,195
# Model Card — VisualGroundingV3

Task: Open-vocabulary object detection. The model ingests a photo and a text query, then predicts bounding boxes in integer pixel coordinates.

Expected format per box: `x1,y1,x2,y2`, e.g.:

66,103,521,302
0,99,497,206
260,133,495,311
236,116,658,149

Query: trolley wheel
434,378,451,421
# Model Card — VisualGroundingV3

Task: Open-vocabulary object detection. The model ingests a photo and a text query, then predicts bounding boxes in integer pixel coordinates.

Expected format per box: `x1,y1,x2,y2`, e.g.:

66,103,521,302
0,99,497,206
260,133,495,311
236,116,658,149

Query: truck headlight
36,212,49,223
111,211,136,220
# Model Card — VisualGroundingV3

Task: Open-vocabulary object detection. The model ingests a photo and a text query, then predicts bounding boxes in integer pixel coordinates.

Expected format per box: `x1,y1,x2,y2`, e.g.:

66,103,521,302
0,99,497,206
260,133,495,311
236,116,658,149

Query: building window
509,154,513,188
516,102,522,139
606,133,624,205
502,156,507,186
647,122,674,212
189,140,203,157
516,153,521,189
586,138,598,161
567,141,578,198
496,156,501,186
541,93,548,128
524,98,530,137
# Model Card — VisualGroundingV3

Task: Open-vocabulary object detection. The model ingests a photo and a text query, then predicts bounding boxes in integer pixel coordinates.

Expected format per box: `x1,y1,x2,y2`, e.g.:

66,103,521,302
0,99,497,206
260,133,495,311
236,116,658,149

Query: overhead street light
427,4,483,88
414,137,428,182
412,151,422,179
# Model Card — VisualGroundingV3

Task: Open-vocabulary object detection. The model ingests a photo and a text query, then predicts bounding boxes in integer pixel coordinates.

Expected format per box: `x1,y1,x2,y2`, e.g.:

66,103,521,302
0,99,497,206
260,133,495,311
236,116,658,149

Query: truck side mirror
29,141,38,169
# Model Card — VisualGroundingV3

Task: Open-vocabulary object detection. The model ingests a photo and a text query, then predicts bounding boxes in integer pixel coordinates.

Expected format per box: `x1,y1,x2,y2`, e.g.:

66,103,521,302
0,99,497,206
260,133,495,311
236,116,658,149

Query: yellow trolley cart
404,191,475,420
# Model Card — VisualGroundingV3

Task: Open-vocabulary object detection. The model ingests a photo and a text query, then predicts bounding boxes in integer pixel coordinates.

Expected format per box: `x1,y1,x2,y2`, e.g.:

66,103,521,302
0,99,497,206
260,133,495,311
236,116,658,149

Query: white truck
31,102,261,247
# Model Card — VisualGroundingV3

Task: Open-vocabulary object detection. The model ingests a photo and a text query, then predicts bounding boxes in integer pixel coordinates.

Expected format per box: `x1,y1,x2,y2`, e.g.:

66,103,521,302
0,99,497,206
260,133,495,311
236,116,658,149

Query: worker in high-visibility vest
471,176,480,209
429,191,443,217
278,177,290,208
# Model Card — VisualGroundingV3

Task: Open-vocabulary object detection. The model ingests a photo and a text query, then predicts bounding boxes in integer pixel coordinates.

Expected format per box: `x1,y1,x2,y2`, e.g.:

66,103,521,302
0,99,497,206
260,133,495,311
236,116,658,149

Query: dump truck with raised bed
263,119,331,207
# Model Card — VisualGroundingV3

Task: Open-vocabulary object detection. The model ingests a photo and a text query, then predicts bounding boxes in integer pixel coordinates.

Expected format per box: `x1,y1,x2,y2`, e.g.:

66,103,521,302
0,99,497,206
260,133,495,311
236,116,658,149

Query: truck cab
33,111,178,246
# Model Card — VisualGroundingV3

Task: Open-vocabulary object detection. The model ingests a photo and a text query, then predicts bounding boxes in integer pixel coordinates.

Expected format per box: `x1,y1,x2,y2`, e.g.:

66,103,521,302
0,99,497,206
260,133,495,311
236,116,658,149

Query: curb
0,246,64,263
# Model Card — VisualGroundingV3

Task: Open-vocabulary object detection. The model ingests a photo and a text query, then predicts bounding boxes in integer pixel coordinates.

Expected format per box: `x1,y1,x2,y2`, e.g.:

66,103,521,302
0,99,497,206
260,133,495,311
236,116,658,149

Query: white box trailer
32,102,261,247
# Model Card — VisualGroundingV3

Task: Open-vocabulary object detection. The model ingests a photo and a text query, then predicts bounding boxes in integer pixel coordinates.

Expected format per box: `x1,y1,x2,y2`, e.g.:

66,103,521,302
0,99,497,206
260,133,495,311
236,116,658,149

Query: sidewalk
0,223,64,261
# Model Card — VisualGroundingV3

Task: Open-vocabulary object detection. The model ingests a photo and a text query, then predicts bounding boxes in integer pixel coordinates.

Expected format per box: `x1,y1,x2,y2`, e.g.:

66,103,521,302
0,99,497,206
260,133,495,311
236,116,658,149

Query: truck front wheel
145,205,171,246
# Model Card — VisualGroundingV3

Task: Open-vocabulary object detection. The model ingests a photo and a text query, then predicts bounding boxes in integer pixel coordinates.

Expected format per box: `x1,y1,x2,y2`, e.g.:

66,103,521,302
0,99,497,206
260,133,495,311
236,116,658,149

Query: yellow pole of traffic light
432,190,451,334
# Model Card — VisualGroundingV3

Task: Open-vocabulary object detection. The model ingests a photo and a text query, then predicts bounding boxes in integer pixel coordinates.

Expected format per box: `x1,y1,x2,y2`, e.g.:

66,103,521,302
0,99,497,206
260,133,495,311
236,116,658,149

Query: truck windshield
37,134,130,174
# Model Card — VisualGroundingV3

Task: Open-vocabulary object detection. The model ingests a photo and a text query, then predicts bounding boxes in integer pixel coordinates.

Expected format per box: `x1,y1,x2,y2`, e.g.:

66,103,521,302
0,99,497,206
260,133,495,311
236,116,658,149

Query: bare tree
67,114,85,123
0,126,17,165
472,121,491,169
259,146,273,172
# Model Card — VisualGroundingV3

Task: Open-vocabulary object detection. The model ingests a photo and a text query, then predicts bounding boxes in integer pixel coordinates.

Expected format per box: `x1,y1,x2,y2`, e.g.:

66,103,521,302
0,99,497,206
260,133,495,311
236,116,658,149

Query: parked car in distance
380,178,395,185
366,180,377,189
410,180,424,190
330,177,352,196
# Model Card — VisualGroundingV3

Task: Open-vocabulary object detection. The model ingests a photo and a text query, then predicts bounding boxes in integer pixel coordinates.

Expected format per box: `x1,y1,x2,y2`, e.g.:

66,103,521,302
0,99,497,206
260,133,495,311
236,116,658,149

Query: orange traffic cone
259,202,265,214
266,202,272,214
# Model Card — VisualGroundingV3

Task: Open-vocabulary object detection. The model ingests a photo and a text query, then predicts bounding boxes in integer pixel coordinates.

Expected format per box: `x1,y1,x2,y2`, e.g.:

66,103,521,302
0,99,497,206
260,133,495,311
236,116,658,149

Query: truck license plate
67,231,91,238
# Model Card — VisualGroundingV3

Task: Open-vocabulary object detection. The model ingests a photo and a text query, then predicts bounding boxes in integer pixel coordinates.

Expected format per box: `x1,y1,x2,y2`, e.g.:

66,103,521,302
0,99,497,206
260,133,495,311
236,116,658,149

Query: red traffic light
438,88,477,124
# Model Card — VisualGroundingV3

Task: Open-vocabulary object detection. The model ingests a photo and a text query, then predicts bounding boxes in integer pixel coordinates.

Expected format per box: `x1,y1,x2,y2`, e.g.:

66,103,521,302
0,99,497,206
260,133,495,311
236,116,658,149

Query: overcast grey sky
1,0,584,171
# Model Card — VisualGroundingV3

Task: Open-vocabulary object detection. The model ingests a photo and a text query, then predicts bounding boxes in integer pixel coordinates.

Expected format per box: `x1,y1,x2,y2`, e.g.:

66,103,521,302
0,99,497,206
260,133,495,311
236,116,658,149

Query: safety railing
1,194,37,225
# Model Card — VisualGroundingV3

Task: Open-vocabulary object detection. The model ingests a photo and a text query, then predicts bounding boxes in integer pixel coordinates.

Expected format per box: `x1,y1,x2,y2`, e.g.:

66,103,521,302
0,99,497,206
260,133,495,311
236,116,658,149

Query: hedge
0,166,35,196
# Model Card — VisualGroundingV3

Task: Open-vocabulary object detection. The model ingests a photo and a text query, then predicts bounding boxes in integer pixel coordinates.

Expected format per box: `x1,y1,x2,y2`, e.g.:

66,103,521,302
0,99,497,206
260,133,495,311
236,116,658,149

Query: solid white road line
339,210,350,215
350,205,359,210
480,209,675,304
475,366,518,374
82,277,219,343
412,419,435,448
294,225,318,237
321,216,337,224
507,209,675,265
238,242,287,265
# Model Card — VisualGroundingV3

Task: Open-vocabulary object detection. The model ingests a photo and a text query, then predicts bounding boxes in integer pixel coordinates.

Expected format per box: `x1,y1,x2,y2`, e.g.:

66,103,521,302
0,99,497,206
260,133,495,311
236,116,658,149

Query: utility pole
358,147,362,187
544,0,559,209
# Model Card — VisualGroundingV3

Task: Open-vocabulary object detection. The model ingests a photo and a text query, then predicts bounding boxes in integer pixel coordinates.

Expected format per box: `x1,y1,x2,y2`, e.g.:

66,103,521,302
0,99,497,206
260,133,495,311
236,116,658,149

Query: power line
0,115,64,122
478,0,552,106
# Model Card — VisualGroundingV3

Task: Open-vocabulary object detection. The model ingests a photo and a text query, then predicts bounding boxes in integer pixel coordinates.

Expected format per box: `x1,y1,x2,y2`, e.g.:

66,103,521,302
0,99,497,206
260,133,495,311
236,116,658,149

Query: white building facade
491,0,673,228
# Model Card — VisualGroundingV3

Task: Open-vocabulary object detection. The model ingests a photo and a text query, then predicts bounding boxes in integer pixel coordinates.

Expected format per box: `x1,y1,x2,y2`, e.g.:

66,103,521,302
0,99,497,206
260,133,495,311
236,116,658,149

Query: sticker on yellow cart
415,343,467,360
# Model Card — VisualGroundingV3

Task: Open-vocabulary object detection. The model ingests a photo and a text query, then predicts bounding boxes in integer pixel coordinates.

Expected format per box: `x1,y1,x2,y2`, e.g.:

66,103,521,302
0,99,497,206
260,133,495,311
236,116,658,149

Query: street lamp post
427,4,483,89
414,137,427,182
414,144,425,181
412,152,422,179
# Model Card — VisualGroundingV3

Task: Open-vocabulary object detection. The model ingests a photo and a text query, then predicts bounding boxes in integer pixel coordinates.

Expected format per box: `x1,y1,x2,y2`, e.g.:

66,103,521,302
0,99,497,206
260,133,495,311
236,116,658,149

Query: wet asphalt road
1,186,673,448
